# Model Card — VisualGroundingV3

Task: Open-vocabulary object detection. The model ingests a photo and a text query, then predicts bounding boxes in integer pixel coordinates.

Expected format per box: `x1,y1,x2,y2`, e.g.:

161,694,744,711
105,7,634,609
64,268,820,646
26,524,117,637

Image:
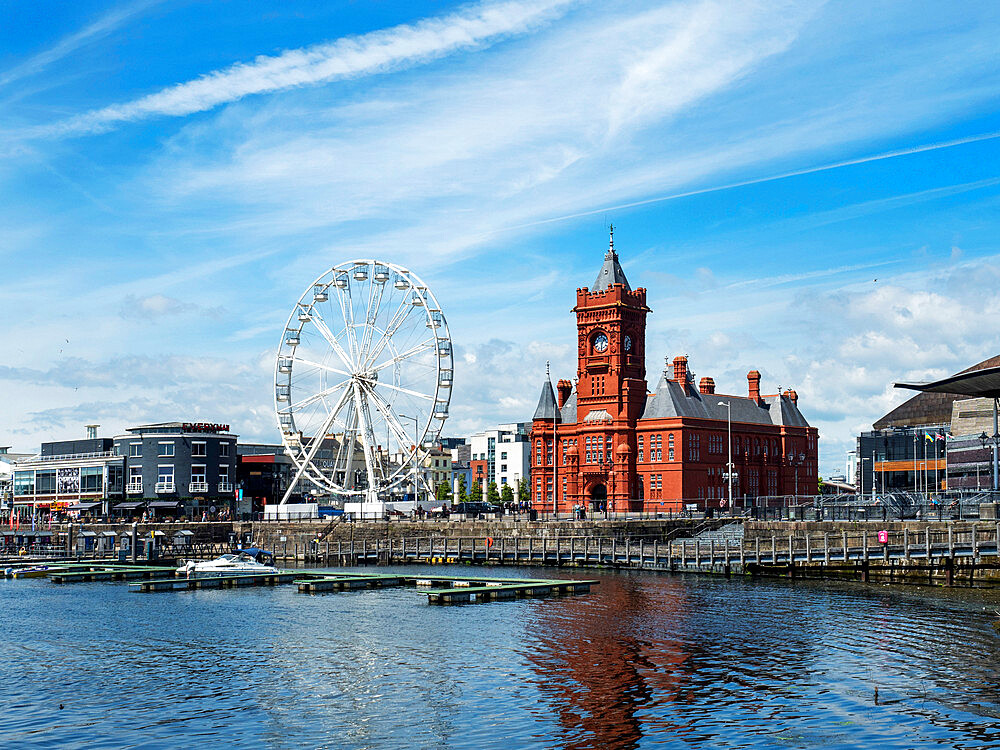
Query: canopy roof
895,365,1000,398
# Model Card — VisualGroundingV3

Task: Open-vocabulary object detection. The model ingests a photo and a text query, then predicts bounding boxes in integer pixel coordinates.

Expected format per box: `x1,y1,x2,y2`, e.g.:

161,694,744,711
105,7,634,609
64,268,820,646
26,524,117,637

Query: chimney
747,370,761,403
784,388,798,406
672,356,688,384
557,379,573,408
86,424,99,440
699,377,715,395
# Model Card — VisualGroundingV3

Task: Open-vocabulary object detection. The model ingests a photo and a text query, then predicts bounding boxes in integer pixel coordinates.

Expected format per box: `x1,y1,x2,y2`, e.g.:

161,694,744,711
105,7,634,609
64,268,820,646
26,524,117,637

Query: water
2,567,999,749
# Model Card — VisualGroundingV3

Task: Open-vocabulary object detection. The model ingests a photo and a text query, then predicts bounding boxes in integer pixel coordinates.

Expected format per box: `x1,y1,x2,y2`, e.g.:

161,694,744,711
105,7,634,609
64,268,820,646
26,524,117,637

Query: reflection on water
1,568,999,749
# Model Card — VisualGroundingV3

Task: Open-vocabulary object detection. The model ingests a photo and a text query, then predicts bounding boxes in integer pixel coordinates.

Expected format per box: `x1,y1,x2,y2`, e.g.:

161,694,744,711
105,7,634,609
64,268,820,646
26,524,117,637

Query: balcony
155,482,176,494
218,482,233,493
189,482,209,494
126,482,143,495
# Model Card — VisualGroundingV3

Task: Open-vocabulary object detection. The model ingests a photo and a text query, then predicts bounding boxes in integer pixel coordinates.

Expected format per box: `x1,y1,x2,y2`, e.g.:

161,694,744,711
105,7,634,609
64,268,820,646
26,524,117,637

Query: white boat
176,549,278,578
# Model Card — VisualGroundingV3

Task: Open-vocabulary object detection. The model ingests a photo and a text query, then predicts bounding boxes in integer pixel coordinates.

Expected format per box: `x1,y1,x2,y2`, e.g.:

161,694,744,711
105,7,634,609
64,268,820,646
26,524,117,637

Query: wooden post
755,536,760,565
805,534,811,564
972,523,979,556
696,540,701,568
842,530,848,562
948,525,954,557
862,530,868,562
739,537,745,567
612,538,617,565
903,528,909,560
824,533,829,565
788,533,793,564
771,535,776,565
925,528,930,560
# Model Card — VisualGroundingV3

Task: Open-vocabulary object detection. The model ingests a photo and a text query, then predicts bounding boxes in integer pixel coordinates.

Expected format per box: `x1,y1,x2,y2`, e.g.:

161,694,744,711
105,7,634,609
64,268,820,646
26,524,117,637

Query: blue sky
2,0,1000,478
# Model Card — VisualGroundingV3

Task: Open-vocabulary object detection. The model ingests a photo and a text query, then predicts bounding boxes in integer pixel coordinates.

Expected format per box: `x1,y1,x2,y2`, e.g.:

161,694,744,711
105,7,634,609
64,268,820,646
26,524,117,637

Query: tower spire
608,224,615,256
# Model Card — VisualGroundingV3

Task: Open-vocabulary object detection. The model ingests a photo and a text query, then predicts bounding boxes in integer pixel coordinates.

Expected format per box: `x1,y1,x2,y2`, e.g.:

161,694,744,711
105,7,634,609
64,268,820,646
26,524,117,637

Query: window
80,467,103,493
536,478,542,502
36,470,55,494
562,477,567,501
219,442,230,457
129,443,142,458
113,445,120,456
219,465,229,481
158,441,175,457
128,466,142,484
501,464,507,473
501,451,507,460
638,436,644,463
547,441,553,465
13,471,34,496
500,476,507,485
191,465,207,483
158,465,174,485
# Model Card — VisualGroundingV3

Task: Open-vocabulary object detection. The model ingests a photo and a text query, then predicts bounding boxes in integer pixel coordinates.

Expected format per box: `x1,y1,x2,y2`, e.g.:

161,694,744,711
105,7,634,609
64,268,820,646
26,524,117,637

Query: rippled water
2,567,999,749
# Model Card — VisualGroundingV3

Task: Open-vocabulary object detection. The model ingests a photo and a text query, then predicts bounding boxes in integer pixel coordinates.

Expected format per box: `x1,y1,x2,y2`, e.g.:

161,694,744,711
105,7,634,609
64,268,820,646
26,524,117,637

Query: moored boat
176,548,277,578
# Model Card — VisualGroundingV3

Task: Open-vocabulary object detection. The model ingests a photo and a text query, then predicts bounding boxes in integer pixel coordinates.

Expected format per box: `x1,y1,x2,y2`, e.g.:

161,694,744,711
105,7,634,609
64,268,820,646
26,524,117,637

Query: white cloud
41,0,575,136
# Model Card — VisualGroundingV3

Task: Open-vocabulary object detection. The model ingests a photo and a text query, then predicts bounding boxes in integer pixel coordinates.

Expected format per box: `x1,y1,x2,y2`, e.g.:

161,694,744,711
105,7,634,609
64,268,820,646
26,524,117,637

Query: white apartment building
468,422,531,492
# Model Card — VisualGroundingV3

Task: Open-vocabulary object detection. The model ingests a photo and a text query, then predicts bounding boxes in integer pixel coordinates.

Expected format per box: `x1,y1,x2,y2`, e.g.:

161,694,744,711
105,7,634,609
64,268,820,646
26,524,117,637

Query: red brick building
530,232,818,513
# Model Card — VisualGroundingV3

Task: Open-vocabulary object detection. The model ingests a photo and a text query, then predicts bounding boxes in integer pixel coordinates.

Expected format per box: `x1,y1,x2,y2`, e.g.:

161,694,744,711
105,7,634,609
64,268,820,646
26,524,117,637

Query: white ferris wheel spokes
274,260,452,503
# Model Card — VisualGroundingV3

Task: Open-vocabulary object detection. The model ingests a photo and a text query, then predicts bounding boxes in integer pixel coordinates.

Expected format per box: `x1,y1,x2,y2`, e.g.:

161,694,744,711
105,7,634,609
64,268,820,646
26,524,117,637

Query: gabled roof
532,380,561,421
639,371,810,427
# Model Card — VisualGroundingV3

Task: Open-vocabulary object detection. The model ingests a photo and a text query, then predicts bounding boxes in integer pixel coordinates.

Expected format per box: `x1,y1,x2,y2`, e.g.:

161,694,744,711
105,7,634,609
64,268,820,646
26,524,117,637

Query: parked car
451,502,502,518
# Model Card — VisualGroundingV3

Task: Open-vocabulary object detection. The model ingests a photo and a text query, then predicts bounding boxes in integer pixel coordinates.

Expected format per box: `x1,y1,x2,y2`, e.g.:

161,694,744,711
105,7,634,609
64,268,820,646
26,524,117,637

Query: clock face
594,333,609,353
624,335,633,352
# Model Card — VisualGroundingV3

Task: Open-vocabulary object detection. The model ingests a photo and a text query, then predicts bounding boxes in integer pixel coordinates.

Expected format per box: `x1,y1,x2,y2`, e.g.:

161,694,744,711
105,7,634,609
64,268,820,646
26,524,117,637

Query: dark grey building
113,422,238,517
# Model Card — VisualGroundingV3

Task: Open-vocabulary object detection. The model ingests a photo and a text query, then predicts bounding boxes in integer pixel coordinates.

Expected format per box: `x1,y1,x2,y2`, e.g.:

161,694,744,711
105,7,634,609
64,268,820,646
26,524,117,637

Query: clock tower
572,227,650,423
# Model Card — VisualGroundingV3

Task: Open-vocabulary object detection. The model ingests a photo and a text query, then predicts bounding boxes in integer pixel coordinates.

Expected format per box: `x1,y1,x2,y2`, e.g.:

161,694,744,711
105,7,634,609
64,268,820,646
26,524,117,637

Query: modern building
468,423,531,493
1,446,35,509
237,443,295,515
11,427,124,515
530,231,818,513
856,426,948,496
112,422,238,518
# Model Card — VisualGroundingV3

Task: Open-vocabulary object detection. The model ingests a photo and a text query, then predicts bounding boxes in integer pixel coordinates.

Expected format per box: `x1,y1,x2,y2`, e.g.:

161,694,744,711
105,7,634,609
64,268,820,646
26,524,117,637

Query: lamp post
722,402,734,512
978,430,1000,492
399,413,419,505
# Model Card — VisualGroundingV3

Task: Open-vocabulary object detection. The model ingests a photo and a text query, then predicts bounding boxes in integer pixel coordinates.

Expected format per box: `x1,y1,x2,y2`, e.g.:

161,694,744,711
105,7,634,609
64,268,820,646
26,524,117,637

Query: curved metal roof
895,365,1000,398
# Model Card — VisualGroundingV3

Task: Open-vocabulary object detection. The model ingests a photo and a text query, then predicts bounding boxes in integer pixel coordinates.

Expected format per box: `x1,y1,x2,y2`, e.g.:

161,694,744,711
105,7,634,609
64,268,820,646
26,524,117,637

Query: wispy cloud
41,0,574,137
0,0,161,89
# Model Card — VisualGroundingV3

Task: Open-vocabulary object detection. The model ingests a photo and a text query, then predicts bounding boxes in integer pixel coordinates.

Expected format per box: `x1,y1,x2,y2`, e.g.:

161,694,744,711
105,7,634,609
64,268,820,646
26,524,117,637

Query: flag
936,432,946,440
924,432,933,440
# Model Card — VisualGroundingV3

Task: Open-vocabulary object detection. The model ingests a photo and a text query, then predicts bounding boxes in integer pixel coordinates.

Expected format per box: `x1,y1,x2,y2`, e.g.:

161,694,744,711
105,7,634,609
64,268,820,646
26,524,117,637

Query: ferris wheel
274,260,452,504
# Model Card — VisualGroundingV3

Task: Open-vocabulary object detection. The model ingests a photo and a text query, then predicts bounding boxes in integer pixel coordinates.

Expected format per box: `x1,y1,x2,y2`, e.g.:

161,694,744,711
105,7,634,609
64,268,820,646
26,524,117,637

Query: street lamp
721,402,735,512
399,413,419,504
979,431,1000,492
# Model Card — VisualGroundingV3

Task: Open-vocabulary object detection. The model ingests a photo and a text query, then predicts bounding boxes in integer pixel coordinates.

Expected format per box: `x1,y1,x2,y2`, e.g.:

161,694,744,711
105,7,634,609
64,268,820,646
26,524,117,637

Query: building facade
113,422,238,517
530,233,818,513
11,434,124,515
468,423,531,493
856,426,948,496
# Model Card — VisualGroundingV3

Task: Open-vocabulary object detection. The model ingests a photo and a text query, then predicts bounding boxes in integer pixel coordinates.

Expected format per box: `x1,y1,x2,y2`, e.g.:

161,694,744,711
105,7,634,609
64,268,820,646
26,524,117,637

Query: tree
457,475,468,503
517,478,530,505
436,481,450,505
469,481,483,503
487,481,500,506
500,483,514,506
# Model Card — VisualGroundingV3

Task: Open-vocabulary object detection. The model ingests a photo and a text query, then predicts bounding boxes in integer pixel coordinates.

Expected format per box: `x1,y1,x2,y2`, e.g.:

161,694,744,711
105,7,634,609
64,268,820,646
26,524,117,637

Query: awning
148,501,182,509
99,531,118,538
896,366,1000,398
113,501,145,510
67,502,102,511
78,531,98,538
173,530,194,537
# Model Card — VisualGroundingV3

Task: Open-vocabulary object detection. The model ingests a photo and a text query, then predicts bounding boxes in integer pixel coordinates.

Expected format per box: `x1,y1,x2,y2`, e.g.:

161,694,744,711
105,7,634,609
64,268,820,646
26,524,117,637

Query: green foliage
517,478,530,505
457,475,468,503
500,483,514,505
486,481,500,506
435,481,450,505
469,481,483,503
